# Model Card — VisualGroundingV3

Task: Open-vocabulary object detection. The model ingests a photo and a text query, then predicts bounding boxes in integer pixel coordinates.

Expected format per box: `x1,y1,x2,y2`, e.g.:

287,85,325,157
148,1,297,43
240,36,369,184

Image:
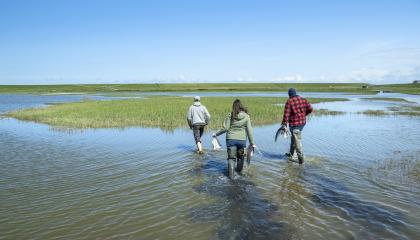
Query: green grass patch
409,106,420,111
1,83,419,94
372,83,420,95
0,83,395,94
4,96,346,129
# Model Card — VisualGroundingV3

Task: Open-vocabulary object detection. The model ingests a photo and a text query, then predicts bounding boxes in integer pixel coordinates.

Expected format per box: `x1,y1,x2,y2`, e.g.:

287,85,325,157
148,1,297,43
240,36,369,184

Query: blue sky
1,0,419,84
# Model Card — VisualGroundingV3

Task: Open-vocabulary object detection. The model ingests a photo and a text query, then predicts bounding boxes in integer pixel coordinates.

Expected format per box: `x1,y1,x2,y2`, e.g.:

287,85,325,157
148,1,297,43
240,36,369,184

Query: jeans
289,125,305,162
226,139,246,172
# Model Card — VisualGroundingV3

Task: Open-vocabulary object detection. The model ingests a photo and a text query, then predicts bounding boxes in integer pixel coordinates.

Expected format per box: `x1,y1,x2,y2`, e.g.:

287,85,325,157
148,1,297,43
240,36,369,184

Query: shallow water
0,93,419,239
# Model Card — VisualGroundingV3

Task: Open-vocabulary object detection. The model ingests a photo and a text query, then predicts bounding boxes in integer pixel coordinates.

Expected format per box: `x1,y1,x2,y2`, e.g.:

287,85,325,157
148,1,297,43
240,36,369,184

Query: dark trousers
193,124,205,143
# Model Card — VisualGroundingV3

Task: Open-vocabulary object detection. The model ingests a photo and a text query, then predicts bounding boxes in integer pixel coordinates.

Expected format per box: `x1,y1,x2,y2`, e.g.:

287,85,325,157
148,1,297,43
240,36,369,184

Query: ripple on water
1,94,420,239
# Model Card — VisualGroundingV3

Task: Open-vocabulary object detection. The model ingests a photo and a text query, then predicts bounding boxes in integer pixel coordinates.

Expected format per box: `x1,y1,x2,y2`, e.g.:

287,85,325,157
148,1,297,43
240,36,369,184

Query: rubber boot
196,142,203,154
228,159,235,179
227,147,237,179
298,157,304,165
236,148,245,173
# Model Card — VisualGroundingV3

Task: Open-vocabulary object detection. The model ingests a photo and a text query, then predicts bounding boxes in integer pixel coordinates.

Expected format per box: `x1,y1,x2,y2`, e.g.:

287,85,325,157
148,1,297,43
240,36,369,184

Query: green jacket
215,111,255,145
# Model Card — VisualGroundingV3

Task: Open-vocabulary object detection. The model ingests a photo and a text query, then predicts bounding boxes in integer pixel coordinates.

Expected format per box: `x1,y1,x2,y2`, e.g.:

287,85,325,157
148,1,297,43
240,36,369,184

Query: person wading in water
187,96,211,154
281,88,313,164
213,99,255,179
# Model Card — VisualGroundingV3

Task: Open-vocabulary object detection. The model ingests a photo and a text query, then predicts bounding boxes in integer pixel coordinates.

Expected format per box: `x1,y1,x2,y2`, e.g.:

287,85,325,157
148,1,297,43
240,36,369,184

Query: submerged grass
360,104,420,117
358,110,389,116
5,96,346,129
313,108,345,116
361,97,412,103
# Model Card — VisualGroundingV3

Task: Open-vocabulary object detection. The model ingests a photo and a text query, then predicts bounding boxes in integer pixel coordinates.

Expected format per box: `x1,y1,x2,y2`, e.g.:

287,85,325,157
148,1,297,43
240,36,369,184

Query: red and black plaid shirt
281,95,313,126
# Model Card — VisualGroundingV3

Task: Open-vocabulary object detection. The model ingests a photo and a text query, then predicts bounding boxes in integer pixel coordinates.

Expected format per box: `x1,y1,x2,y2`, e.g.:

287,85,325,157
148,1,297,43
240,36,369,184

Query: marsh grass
396,111,420,116
386,105,420,116
360,104,420,117
0,83,370,94
358,110,388,116
5,96,346,129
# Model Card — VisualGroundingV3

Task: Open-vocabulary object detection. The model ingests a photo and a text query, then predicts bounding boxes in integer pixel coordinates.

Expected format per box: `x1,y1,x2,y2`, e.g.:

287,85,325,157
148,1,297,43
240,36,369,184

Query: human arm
187,107,193,129
281,100,290,126
246,116,255,145
305,100,313,115
214,113,231,137
203,106,211,125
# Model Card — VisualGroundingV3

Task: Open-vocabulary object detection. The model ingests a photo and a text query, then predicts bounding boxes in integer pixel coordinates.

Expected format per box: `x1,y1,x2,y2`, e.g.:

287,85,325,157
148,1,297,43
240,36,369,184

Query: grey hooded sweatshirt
187,102,211,126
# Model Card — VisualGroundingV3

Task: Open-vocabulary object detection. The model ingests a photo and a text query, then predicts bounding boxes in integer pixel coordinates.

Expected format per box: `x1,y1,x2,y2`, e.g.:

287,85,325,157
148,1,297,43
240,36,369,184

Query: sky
0,0,420,84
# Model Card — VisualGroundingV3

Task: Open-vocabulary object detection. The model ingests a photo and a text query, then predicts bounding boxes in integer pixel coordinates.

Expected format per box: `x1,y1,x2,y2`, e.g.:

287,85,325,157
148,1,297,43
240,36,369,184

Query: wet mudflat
0,93,419,239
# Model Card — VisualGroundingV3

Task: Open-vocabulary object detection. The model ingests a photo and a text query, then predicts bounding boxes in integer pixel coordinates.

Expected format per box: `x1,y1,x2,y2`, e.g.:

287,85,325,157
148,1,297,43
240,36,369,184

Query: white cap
194,96,200,101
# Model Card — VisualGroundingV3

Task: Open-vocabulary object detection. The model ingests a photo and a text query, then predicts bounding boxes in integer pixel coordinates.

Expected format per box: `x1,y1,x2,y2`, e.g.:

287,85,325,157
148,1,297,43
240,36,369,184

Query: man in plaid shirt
281,88,313,164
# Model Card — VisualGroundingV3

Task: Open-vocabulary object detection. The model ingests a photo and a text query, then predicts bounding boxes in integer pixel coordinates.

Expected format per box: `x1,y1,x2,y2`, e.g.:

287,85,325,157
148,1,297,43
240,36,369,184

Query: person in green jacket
213,99,256,179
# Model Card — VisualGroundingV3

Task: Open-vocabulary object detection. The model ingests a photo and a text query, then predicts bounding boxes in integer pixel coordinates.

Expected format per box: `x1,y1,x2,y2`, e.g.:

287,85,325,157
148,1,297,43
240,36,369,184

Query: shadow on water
190,153,294,240
258,149,302,163
258,150,286,161
307,172,407,237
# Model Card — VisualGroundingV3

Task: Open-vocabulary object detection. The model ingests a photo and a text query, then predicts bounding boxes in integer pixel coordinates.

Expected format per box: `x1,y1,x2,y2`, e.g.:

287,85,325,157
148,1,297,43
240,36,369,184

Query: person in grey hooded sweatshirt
187,96,211,153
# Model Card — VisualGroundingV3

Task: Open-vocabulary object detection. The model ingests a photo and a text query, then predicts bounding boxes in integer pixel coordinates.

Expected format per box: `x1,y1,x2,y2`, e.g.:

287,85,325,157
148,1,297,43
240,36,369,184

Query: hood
236,111,247,120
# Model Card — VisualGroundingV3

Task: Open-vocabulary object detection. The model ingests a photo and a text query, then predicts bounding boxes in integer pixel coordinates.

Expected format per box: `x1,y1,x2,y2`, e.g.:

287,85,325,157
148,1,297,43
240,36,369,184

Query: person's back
225,111,253,142
187,96,210,153
283,95,312,127
188,101,210,126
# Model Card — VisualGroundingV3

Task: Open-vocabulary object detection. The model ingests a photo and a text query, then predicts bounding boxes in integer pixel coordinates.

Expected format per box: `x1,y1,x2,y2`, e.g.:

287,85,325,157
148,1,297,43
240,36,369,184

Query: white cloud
339,66,420,84
273,74,305,82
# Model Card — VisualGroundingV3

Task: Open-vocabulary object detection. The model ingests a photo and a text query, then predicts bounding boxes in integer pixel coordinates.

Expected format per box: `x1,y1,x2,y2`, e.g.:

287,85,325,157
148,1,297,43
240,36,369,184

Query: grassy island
5,96,347,129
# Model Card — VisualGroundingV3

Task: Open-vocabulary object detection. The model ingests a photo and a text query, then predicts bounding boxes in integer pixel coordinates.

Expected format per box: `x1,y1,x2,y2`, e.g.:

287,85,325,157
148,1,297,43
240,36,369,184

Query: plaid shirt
281,95,313,126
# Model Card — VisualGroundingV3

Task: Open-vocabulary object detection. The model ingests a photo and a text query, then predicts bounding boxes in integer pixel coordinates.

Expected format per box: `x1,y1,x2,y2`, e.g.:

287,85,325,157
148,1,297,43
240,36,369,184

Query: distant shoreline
0,83,419,95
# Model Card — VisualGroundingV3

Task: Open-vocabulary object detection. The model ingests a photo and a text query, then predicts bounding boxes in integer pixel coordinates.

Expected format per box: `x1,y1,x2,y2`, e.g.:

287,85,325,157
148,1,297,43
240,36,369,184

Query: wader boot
236,148,245,173
292,129,304,164
227,147,237,179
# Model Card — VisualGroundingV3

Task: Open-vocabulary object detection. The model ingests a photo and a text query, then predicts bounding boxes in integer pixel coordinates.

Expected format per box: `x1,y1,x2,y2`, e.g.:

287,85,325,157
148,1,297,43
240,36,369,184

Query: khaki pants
290,125,304,163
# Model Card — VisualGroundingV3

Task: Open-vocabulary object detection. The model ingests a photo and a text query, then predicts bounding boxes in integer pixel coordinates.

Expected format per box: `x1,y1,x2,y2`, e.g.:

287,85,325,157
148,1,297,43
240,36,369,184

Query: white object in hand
212,136,222,150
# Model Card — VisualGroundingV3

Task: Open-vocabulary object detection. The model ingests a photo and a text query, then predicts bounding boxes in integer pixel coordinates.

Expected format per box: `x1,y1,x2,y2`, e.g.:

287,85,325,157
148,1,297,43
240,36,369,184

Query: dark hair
231,99,247,122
